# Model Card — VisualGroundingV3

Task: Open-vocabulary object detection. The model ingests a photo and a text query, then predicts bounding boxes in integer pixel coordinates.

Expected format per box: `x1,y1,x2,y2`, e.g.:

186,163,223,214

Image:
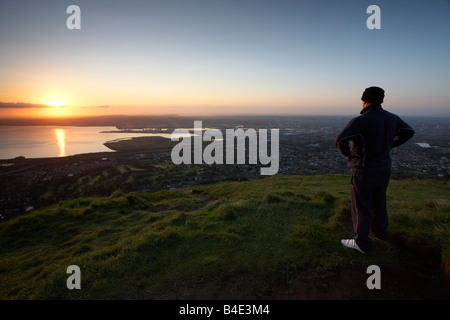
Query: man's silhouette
335,87,415,253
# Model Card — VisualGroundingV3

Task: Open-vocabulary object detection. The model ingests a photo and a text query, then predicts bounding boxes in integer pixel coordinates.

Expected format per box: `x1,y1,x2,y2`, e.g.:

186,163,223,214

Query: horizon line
1,113,450,119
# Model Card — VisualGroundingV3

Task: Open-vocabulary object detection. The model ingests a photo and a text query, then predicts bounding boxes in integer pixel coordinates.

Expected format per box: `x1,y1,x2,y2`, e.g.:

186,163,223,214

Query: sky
0,0,449,118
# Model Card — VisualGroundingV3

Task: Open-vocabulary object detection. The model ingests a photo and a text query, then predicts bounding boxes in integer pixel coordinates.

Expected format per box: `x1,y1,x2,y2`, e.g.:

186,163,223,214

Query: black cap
361,86,385,104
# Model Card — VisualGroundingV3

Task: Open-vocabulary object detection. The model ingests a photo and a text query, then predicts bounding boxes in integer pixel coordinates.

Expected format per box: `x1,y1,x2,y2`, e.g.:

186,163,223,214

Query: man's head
361,86,385,105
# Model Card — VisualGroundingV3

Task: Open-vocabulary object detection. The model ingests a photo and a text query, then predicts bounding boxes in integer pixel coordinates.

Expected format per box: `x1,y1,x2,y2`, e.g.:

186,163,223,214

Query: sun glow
49,99,63,107
43,97,75,117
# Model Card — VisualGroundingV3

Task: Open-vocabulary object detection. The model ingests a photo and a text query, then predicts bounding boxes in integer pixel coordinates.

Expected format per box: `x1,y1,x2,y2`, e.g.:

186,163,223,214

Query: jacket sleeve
335,117,362,157
392,117,415,148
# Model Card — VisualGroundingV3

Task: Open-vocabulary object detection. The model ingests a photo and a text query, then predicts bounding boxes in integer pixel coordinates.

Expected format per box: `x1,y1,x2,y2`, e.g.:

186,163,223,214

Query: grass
0,174,448,299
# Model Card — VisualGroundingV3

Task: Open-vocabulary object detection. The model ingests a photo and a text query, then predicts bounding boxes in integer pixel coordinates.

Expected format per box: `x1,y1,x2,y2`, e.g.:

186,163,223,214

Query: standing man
335,87,414,253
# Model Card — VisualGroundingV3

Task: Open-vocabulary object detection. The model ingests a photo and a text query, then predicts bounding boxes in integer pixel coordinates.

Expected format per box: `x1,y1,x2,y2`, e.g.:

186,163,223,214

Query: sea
0,126,174,160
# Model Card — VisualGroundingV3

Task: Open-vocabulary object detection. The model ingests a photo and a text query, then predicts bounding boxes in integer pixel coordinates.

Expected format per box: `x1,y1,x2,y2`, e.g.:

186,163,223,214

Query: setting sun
49,99,63,107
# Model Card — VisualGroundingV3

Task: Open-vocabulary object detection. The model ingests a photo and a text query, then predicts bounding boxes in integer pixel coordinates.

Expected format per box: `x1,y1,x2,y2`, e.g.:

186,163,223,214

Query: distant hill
104,136,177,152
0,115,197,127
0,175,449,299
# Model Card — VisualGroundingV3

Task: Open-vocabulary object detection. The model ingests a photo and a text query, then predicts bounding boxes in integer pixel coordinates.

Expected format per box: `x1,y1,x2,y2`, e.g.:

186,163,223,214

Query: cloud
0,102,48,108
0,102,115,109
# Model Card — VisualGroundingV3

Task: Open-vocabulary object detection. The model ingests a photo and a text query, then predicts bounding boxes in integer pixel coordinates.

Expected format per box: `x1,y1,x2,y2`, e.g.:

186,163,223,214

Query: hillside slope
0,175,449,299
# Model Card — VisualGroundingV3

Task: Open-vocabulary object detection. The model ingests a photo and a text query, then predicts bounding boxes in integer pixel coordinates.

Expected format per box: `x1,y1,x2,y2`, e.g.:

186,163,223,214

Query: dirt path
156,235,450,300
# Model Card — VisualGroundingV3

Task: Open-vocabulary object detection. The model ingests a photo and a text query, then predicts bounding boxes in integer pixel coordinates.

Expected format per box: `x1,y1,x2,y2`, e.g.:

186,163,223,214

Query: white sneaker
341,239,365,253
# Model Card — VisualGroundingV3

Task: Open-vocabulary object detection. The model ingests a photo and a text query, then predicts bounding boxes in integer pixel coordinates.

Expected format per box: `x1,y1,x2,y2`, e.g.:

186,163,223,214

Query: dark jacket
335,104,415,172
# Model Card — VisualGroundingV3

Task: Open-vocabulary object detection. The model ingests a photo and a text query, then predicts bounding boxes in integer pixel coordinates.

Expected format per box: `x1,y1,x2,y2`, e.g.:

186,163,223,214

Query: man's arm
392,117,415,148
335,117,362,157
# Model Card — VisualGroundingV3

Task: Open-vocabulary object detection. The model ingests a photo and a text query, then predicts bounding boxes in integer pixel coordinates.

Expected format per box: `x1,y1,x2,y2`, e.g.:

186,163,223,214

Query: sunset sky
1,0,449,117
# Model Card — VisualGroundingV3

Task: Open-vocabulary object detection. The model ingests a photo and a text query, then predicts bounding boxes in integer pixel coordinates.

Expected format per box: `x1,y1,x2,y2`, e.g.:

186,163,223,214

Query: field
0,174,449,299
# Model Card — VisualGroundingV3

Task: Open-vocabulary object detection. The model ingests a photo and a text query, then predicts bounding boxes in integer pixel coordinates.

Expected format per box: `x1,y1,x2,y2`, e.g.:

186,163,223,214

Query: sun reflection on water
54,128,66,157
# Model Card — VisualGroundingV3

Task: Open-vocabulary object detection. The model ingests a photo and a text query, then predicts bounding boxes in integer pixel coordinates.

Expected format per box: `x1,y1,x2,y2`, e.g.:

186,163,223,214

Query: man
335,87,414,253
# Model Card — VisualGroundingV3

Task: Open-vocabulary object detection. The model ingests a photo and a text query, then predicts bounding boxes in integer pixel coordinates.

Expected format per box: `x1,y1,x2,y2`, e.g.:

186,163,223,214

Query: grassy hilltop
0,175,449,299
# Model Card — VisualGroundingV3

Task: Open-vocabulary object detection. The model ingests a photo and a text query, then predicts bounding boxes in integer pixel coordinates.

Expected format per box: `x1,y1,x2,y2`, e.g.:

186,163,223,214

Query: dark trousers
351,170,391,252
